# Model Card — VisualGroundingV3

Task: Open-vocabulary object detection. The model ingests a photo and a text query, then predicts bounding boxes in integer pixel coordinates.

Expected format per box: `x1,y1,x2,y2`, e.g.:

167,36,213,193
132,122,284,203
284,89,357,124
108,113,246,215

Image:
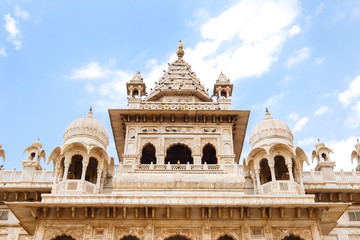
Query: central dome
63,108,109,148
249,110,293,149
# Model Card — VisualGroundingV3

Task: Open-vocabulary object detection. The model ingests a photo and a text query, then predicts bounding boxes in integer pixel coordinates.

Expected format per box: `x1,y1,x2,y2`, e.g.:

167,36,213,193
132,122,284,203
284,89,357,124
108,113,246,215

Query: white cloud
14,5,30,19
4,13,22,50
288,24,300,36
251,92,287,109
328,136,358,170
287,112,299,121
68,61,132,111
293,116,308,132
69,62,112,80
175,0,301,90
297,137,317,147
315,3,324,15
0,46,6,57
339,75,360,105
286,47,311,68
314,106,329,116
70,0,302,112
345,100,360,129
315,57,324,65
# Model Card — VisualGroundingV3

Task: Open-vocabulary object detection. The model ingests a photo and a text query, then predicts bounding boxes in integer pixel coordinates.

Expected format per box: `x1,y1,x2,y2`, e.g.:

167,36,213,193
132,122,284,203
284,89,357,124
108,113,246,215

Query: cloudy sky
1,0,359,171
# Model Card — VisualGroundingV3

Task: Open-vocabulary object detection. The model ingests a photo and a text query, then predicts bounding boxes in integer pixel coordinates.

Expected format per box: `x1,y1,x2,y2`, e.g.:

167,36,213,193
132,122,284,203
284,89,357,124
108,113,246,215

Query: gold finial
177,40,184,58
265,108,272,119
177,160,181,168
87,106,94,118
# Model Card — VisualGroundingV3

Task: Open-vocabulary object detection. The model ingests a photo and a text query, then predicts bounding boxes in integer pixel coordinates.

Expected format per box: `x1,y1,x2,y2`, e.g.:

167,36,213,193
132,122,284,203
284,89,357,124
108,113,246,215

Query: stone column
287,162,294,181
63,156,71,181
53,162,59,185
251,174,257,194
194,156,202,165
157,155,164,165
255,169,261,194
269,162,276,181
96,168,103,193
81,156,89,181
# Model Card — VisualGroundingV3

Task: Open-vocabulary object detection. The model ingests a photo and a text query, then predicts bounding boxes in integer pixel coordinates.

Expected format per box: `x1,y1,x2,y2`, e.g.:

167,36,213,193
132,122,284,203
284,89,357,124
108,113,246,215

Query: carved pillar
287,162,294,181
157,155,164,165
53,162,59,185
81,156,89,181
269,162,276,181
298,170,305,194
255,169,261,194
96,168,103,193
194,156,201,165
251,174,257,194
63,156,71,181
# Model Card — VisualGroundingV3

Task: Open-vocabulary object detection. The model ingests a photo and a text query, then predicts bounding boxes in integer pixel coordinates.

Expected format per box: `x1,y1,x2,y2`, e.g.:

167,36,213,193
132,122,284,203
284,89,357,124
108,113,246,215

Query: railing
117,163,237,173
303,170,360,183
53,180,96,194
140,101,220,111
261,180,302,195
0,169,53,182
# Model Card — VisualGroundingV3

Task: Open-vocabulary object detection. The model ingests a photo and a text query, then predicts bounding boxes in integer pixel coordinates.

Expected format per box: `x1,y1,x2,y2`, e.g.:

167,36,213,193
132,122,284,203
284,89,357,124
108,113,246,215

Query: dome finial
177,40,184,58
265,108,272,119
87,106,94,119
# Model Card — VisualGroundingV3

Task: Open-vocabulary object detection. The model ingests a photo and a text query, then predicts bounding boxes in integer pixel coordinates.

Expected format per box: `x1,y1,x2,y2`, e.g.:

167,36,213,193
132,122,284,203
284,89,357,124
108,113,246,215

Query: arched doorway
201,144,217,164
218,235,234,240
165,144,193,164
52,234,76,240
141,143,156,164
259,158,271,184
68,155,83,179
85,157,98,183
274,155,289,180
165,235,190,240
120,235,139,240
282,235,303,240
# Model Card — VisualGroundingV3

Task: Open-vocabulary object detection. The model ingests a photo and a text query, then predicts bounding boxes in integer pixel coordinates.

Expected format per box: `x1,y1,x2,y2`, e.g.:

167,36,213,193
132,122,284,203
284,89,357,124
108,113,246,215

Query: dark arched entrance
274,155,289,180
52,234,76,240
282,235,303,240
165,144,193,164
201,144,217,164
141,143,156,164
165,236,190,240
120,235,139,240
218,235,234,240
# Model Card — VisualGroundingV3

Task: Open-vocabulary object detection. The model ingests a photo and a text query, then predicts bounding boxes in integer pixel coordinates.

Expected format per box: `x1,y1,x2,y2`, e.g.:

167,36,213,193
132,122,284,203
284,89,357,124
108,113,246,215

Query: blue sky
1,0,360,171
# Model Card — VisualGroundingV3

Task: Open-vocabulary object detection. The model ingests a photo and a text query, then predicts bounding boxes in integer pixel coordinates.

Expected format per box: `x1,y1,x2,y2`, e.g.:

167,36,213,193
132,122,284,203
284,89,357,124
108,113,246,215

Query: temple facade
1,42,360,240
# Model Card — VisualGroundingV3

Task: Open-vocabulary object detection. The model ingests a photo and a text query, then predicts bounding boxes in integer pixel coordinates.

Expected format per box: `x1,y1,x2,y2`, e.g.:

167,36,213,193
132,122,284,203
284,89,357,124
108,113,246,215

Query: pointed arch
51,234,76,240
85,157,98,183
120,235,139,240
165,144,193,164
218,235,234,240
282,235,303,240
141,143,156,164
274,155,289,180
259,158,271,184
202,143,217,164
68,154,83,179
165,235,191,240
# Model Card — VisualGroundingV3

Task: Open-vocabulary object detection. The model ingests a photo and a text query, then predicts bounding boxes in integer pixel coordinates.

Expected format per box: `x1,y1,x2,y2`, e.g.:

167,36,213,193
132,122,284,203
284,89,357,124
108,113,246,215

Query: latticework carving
272,227,312,240
154,227,202,240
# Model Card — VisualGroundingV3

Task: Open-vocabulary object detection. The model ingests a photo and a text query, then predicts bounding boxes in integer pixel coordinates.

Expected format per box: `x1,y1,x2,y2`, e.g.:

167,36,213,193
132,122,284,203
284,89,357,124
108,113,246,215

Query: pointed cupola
126,72,147,109
146,41,212,102
213,72,233,110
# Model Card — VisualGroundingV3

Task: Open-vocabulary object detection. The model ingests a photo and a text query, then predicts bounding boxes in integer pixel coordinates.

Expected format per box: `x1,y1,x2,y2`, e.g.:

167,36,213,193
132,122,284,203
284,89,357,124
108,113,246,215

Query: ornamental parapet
0,169,53,183
139,101,220,110
117,163,236,174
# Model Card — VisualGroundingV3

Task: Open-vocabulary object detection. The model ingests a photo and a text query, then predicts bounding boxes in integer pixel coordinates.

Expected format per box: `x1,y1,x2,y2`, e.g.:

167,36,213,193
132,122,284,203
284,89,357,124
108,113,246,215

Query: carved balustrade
261,180,302,195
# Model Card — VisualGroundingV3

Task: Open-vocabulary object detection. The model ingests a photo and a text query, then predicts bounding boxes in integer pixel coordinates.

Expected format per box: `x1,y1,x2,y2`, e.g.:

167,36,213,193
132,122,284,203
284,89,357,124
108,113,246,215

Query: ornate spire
265,108,273,119
87,106,94,119
176,41,184,58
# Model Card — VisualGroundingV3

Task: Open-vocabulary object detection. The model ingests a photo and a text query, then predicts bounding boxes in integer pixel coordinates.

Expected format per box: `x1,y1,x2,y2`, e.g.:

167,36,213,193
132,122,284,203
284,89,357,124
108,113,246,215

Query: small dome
63,108,109,148
216,72,229,83
130,72,143,83
315,139,326,149
32,139,42,149
249,110,294,149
